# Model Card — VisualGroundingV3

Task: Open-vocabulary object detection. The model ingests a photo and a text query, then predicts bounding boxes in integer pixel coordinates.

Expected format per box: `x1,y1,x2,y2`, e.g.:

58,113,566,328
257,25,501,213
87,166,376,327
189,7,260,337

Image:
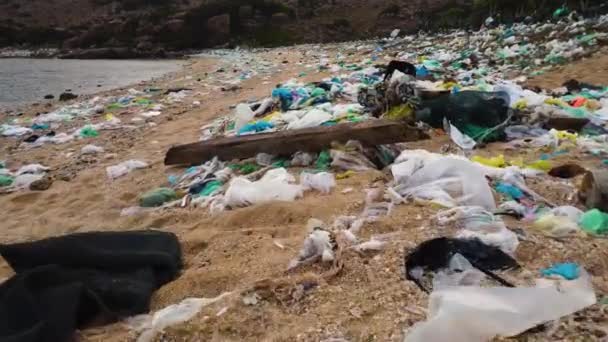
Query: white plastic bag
395,157,496,210
300,172,336,194
106,160,149,180
13,174,44,189
448,123,476,150
81,144,105,155
287,109,332,130
405,270,596,342
16,164,49,176
234,103,255,132
291,152,316,166
391,157,424,184
288,228,335,269
224,168,303,207
1,124,32,137
432,254,486,290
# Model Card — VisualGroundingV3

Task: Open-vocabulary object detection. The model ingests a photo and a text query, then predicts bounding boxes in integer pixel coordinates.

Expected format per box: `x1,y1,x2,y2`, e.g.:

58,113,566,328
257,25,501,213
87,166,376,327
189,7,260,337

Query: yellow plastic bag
527,159,552,171
471,155,507,168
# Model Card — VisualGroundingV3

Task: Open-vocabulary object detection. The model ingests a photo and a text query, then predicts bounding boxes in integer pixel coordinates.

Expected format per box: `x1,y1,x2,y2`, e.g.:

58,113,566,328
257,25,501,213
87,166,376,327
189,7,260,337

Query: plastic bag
234,103,255,132
224,168,303,207
139,188,178,208
288,227,335,269
391,157,424,184
128,293,231,342
287,108,332,130
432,254,486,290
300,172,336,194
456,221,519,256
405,269,596,342
16,164,49,176
106,160,149,180
1,124,32,137
291,152,316,167
12,174,44,189
81,144,105,155
330,149,376,171
534,214,580,237
448,122,476,150
400,157,496,210
579,209,608,235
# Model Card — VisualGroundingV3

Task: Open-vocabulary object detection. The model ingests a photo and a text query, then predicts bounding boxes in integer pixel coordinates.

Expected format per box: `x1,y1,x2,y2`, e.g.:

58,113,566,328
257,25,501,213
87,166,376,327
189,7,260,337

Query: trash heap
2,11,608,342
115,13,608,341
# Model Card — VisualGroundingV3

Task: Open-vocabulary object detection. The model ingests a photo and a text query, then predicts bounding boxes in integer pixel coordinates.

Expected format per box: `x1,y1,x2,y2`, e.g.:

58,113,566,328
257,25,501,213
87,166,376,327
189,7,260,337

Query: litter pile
2,10,608,342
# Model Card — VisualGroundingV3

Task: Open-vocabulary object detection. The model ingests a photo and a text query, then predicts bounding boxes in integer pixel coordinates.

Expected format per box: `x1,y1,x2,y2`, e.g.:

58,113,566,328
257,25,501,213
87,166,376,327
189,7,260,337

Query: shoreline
0,58,191,113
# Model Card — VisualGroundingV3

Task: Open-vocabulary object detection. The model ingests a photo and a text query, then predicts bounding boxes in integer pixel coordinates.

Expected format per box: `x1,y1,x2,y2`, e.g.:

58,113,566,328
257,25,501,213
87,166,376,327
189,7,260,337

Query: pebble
29,176,53,191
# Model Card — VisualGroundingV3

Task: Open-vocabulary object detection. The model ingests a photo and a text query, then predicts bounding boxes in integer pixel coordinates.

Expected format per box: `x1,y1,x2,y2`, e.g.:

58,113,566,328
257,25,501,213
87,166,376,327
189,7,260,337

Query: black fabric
415,90,511,141
404,237,519,292
383,60,417,81
0,230,182,342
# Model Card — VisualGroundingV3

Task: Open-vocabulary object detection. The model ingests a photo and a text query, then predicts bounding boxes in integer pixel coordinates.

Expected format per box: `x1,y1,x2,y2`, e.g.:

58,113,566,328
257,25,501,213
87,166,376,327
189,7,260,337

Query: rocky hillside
1,0,606,57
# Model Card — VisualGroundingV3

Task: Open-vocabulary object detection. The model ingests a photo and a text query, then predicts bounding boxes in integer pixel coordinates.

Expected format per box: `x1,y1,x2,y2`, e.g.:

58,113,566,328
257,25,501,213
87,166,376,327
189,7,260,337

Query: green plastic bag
315,150,332,170
553,6,568,19
200,180,223,197
80,125,99,138
580,209,608,235
139,188,178,207
0,175,13,187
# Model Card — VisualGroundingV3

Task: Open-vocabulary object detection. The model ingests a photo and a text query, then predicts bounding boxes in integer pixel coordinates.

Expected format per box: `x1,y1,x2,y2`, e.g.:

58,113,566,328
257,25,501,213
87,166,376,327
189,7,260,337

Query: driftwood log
165,120,428,165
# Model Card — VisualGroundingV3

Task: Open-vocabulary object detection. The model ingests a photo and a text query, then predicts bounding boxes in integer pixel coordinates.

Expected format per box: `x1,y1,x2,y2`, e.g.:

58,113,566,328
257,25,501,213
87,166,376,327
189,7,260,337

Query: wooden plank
164,120,428,165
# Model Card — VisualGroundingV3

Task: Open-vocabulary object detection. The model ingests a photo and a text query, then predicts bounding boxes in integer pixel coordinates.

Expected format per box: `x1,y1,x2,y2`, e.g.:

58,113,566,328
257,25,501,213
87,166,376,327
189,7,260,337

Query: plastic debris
541,262,580,280
81,144,105,155
405,237,518,292
106,160,149,180
405,268,596,342
234,103,255,132
288,225,335,270
128,293,232,342
300,172,336,194
579,209,608,234
139,188,179,208
224,168,303,207
79,125,99,138
16,164,49,176
0,175,14,187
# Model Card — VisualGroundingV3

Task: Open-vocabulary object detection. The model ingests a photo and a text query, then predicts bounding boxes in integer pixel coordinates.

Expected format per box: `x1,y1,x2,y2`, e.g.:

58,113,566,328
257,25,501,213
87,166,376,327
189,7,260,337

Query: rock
29,176,53,191
165,19,185,33
59,47,139,59
59,92,78,101
44,94,54,99
56,171,75,182
136,40,154,51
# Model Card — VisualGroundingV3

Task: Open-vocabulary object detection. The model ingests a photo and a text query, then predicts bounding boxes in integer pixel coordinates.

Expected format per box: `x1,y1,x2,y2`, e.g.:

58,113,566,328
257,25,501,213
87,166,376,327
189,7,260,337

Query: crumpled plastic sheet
127,292,232,342
436,206,519,255
224,168,304,207
392,155,496,210
1,124,32,137
330,149,377,171
300,171,336,194
405,269,596,342
288,225,335,270
106,160,149,180
287,108,333,130
16,164,49,176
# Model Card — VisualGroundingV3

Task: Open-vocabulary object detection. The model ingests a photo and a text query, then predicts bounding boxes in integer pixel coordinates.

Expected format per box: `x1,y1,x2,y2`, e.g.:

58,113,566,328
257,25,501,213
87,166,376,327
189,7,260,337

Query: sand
1,47,608,342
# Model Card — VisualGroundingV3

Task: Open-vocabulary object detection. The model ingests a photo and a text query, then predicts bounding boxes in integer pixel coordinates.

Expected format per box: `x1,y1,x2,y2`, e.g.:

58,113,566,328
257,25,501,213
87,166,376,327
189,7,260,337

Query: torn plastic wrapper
405,269,596,342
